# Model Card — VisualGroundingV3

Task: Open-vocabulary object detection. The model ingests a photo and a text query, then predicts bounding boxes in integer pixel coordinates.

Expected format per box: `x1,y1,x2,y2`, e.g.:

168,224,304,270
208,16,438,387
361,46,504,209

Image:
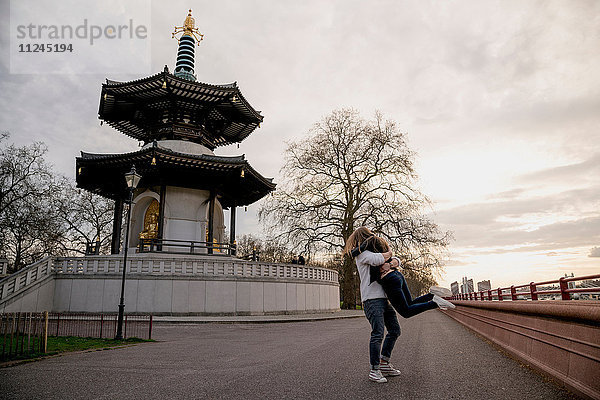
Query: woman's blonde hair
343,227,375,256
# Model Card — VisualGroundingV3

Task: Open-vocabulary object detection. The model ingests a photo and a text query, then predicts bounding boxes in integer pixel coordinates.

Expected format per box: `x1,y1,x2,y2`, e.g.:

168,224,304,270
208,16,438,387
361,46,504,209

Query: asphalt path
0,311,577,399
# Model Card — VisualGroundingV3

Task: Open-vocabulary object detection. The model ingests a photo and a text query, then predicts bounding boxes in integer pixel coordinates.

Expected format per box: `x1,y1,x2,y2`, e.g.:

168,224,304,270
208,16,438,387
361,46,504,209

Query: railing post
487,290,492,301
42,311,48,353
510,285,517,300
37,261,43,280
559,277,570,300
530,282,538,300
100,314,104,339
497,288,503,301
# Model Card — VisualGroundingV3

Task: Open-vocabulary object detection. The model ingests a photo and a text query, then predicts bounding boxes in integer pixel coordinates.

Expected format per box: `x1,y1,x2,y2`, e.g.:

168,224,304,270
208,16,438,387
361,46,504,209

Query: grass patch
47,336,150,352
1,336,153,362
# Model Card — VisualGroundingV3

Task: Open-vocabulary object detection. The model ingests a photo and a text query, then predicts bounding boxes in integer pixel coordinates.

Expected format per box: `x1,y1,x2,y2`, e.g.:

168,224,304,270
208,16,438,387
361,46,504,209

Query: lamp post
115,165,142,340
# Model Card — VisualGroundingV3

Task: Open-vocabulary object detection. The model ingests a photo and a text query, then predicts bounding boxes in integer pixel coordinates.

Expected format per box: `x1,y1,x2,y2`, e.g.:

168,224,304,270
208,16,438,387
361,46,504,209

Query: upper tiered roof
99,67,263,149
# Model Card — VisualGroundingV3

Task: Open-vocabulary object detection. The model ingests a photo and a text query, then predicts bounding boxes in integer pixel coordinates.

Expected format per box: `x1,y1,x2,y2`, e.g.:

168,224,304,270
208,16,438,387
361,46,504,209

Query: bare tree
0,134,53,218
0,134,116,271
0,135,66,271
259,109,450,309
55,181,116,255
236,234,295,263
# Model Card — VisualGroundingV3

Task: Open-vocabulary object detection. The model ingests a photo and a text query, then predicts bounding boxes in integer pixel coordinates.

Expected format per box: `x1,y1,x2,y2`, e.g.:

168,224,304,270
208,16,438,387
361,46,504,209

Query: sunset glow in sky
1,0,598,289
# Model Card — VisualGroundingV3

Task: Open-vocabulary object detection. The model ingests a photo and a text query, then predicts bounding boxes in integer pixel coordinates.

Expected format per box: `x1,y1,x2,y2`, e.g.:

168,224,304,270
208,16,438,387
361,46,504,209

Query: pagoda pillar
207,191,215,254
229,205,236,256
111,198,124,254
157,185,166,251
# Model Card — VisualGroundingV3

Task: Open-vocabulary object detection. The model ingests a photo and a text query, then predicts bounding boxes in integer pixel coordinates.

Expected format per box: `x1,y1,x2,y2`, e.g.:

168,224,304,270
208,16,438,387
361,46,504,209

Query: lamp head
125,165,142,189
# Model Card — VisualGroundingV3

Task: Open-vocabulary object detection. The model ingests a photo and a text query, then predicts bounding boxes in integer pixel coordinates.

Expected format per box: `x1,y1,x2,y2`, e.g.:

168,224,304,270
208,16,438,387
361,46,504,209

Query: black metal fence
1,312,48,360
138,238,236,256
48,313,153,340
1,312,153,361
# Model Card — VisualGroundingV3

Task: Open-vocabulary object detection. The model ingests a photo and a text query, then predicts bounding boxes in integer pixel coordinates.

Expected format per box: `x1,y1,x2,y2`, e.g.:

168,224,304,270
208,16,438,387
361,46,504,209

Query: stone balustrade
0,257,54,304
1,254,340,315
52,255,338,283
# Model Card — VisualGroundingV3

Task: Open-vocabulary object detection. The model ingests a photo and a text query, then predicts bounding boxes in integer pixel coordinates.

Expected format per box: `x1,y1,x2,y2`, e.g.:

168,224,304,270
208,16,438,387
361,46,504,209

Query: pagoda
76,10,276,256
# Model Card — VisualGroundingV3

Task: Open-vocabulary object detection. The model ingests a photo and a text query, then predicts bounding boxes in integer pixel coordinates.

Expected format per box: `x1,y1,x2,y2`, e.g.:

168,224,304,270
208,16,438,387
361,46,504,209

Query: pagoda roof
99,68,264,149
76,144,275,207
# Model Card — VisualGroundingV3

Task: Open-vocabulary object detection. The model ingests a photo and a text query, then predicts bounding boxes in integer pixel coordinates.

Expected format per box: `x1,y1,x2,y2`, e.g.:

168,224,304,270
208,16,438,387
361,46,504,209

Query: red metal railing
448,273,600,301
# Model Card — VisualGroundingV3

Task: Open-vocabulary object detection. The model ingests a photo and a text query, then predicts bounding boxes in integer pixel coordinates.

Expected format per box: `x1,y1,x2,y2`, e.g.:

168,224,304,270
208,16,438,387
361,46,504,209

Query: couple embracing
344,227,455,383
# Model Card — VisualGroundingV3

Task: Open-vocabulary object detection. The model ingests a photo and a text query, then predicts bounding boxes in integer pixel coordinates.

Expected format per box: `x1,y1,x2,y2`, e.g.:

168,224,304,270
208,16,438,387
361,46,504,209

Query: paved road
0,311,577,399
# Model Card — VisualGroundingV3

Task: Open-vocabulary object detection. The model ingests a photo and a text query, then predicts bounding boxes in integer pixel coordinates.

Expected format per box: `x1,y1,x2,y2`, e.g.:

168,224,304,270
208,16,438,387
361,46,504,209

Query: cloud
452,216,600,253
433,186,600,227
517,154,600,186
589,247,600,257
430,151,600,254
444,259,470,266
485,188,527,200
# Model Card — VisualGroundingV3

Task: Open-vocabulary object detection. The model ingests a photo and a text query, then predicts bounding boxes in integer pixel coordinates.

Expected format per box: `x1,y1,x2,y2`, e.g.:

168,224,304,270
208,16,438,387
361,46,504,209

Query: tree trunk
341,254,357,309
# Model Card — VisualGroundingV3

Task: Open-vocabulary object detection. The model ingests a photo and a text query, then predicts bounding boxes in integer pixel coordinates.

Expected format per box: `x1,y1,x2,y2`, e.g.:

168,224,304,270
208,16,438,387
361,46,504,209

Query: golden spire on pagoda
172,9,204,45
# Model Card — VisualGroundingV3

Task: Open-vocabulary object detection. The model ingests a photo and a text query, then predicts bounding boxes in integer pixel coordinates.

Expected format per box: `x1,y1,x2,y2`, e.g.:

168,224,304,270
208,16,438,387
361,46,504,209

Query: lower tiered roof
76,144,275,207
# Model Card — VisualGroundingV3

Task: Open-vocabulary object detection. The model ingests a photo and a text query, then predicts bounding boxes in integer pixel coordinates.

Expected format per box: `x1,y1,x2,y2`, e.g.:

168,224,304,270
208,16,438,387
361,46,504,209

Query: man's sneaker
369,369,388,383
379,360,401,377
433,294,456,310
430,286,452,298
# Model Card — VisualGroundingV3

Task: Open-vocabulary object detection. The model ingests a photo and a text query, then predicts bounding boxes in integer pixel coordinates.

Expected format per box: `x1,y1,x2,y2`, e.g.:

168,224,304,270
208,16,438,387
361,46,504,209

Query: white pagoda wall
128,186,225,250
46,276,339,315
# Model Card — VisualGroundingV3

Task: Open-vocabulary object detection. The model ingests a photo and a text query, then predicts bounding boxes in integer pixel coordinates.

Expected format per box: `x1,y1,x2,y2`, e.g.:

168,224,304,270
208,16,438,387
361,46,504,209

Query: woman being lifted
343,227,454,383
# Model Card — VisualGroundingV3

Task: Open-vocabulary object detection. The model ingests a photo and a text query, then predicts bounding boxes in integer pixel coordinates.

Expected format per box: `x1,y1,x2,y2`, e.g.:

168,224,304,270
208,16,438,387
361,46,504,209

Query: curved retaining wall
1,254,340,315
442,300,600,400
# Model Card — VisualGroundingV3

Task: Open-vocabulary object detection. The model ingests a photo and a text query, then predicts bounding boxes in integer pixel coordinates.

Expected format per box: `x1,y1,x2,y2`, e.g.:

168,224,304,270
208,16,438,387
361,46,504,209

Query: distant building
461,277,474,294
564,273,576,290
451,281,459,295
577,279,600,300
477,280,491,292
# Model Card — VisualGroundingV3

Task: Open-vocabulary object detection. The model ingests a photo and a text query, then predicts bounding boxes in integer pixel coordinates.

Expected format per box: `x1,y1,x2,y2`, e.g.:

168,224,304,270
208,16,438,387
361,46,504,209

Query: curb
152,313,365,325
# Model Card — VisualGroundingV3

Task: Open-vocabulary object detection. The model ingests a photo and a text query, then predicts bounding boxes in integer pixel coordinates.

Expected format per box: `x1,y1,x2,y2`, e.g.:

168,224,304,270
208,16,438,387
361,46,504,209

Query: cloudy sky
1,0,598,289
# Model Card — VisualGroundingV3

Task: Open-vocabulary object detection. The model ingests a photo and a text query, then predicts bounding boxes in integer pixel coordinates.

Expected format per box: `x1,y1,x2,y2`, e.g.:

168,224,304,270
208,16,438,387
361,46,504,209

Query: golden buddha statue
139,200,159,240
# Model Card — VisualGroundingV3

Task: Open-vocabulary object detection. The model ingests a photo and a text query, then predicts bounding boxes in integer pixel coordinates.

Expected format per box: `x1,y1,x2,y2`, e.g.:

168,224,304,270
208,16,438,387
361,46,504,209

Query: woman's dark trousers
379,271,438,318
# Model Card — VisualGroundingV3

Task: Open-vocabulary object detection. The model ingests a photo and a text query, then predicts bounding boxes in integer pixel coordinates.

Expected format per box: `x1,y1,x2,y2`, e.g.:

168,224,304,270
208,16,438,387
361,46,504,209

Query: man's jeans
363,298,400,369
